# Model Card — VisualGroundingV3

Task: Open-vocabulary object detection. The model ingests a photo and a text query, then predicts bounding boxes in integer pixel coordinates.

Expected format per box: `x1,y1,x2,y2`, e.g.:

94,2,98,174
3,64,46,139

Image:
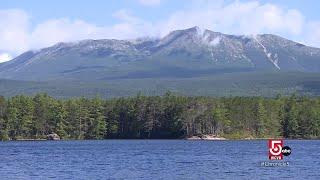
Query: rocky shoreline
186,134,227,140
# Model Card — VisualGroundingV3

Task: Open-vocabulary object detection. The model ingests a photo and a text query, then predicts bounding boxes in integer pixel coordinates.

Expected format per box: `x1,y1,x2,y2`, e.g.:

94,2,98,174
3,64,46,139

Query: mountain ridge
0,26,320,81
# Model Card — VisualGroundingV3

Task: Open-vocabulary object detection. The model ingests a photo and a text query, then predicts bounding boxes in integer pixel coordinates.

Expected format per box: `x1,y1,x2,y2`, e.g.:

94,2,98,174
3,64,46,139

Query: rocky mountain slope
0,26,320,81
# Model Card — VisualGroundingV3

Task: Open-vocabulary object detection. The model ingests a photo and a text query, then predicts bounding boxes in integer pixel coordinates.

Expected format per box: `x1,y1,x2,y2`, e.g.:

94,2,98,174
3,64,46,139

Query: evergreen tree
0,96,9,140
211,106,230,135
255,101,267,137
49,100,67,139
65,99,82,139
32,94,50,138
87,97,106,139
281,96,299,138
6,102,18,139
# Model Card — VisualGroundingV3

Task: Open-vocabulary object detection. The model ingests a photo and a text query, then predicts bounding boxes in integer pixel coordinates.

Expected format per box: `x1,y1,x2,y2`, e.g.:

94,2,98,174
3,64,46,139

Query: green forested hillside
0,72,320,98
0,93,319,140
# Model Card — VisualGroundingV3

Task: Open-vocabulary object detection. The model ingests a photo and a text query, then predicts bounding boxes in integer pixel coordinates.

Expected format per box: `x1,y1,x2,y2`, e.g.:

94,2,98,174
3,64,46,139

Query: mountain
1,72,320,98
0,27,320,98
1,26,320,81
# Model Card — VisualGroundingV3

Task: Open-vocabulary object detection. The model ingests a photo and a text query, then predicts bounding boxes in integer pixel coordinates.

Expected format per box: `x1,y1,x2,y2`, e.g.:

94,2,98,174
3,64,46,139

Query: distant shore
2,139,319,142
14,139,47,141
3,136,319,141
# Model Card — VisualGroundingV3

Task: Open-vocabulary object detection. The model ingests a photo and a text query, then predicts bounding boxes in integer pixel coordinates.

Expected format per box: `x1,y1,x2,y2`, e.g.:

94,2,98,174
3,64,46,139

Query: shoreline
186,135,227,141
5,137,319,141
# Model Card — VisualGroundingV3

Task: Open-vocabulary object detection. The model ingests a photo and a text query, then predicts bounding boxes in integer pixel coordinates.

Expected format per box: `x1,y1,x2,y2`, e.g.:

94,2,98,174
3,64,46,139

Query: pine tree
78,98,90,139
65,99,82,139
32,94,50,138
255,101,267,137
211,106,230,135
89,97,106,139
49,100,67,139
282,96,299,138
6,102,18,139
0,96,9,140
104,100,119,138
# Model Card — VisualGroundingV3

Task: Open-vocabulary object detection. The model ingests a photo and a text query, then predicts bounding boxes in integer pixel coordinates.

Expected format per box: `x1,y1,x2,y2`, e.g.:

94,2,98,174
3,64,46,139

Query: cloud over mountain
0,1,319,60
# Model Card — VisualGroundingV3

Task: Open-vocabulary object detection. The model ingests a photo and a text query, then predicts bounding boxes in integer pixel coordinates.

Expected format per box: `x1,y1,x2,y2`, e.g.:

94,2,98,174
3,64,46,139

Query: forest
0,93,319,140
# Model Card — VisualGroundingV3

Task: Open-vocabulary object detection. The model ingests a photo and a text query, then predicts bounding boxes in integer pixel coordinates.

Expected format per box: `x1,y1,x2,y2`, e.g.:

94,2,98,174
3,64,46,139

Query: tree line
0,93,319,140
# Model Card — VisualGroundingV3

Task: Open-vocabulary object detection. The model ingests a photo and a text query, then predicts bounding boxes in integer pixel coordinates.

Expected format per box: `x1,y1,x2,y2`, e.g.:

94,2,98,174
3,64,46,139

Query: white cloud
138,0,161,6
30,19,102,48
0,9,30,55
113,9,140,23
0,0,320,61
304,21,320,48
0,53,12,63
157,1,305,37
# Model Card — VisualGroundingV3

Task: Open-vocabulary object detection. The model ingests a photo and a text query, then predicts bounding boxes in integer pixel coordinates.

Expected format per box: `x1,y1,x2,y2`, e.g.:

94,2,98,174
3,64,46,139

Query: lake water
0,140,319,179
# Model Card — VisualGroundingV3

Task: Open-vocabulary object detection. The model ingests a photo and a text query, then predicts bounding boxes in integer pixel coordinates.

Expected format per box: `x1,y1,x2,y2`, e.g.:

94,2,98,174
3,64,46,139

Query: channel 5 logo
268,139,291,160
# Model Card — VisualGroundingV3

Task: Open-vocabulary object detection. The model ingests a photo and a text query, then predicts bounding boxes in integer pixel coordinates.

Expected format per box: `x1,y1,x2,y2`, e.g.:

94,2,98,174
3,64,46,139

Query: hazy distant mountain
1,26,320,81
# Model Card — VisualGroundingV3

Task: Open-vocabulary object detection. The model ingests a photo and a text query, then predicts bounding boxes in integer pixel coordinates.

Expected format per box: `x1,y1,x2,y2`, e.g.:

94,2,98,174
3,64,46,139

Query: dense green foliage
0,93,319,140
1,72,320,98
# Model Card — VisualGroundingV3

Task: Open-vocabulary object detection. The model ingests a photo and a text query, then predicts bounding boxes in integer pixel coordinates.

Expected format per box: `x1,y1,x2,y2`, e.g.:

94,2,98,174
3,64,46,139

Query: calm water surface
0,140,319,179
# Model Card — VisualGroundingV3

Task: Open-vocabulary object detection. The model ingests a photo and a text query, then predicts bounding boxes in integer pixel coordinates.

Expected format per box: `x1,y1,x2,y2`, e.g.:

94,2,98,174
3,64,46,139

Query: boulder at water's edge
47,133,60,140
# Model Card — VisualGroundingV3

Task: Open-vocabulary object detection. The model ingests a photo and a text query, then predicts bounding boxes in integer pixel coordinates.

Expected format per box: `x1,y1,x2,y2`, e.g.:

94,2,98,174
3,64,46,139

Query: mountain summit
1,27,320,81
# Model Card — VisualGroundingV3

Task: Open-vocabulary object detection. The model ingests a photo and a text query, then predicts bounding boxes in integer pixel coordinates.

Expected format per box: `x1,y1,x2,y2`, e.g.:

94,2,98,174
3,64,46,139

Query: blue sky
2,0,320,25
0,0,320,62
